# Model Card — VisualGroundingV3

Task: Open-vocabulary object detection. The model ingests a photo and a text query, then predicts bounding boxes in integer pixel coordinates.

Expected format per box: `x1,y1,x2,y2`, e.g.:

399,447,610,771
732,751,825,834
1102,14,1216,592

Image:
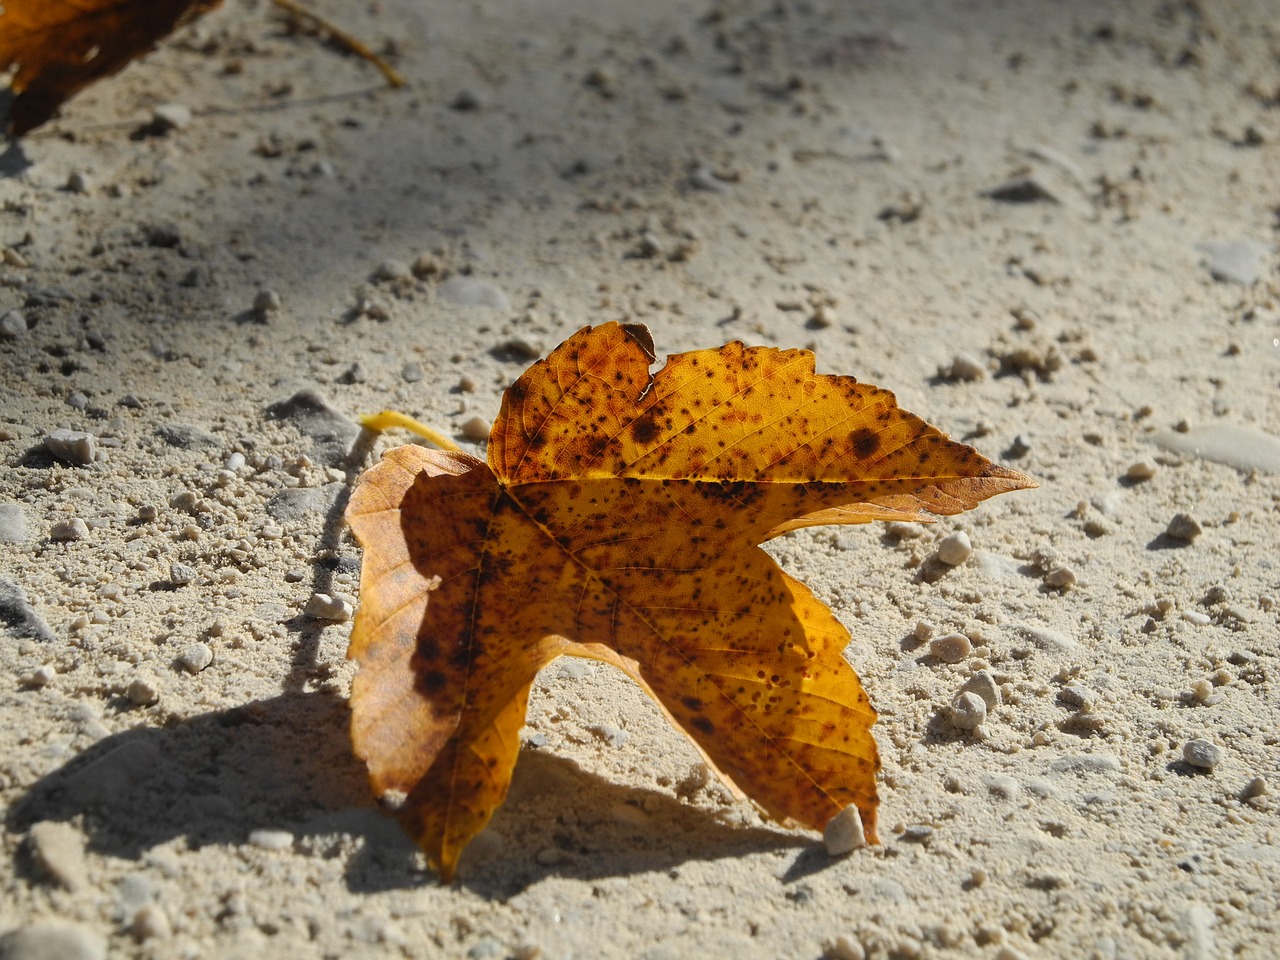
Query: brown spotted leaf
346,322,1035,880
0,0,223,135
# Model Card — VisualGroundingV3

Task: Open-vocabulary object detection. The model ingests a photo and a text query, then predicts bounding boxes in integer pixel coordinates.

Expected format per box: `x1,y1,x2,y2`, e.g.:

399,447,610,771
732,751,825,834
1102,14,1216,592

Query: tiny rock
1044,566,1077,589
131,903,172,941
950,691,987,730
374,259,411,281
1183,738,1224,771
935,531,973,566
824,804,866,856
253,289,282,315
945,352,987,382
306,592,353,622
44,429,98,466
0,920,107,960
152,103,192,131
177,643,214,674
929,632,972,663
1125,459,1158,481
1166,513,1203,542
0,309,27,339
127,676,161,706
460,416,491,443
50,518,89,542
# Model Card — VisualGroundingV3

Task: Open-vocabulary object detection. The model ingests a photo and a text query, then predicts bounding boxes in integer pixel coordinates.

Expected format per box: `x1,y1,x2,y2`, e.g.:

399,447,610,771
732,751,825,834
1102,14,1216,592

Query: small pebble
1240,776,1267,800
305,592,353,622
1044,566,1077,589
253,289,282,315
177,643,213,674
935,531,973,566
930,632,972,663
27,821,88,891
152,103,192,131
823,804,866,855
22,664,57,688
127,675,161,706
823,936,866,960
248,828,294,851
44,429,98,466
0,920,107,960
1166,513,1203,542
130,903,172,941
168,563,197,586
411,253,440,277
438,276,512,311
0,308,26,339
1006,434,1032,458
912,619,935,642
950,691,987,730
1125,459,1158,481
961,670,1001,708
66,171,92,194
945,352,987,382
374,259,411,281
401,362,424,383
1183,738,1223,770
460,416,491,442
458,376,478,393
50,518,89,542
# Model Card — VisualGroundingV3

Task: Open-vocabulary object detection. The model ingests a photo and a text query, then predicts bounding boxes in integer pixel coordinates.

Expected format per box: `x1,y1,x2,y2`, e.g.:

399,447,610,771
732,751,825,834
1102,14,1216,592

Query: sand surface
2,1,1279,957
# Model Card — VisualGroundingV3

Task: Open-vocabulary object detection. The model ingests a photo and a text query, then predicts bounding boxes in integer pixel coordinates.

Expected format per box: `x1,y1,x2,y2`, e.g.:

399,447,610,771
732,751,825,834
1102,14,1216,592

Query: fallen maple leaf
0,0,223,136
345,322,1035,880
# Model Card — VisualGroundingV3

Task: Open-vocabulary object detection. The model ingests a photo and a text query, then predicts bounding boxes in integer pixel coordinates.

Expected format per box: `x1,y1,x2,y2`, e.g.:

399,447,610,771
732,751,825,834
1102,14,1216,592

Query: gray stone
1183,738,1224,771
950,692,987,730
0,309,26,339
266,483,343,521
823,805,866,855
265,389,359,466
1197,239,1271,285
0,577,55,642
155,423,218,449
960,670,1001,708
438,276,511,312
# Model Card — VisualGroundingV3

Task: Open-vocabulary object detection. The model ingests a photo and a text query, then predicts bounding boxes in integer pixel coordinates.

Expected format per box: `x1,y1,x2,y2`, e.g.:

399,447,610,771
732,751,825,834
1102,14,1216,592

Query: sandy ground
2,0,1279,957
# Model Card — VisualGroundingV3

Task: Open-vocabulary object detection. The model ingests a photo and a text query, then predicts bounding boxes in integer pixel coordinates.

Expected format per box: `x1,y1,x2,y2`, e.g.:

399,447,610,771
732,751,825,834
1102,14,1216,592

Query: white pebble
177,643,214,674
1125,459,1158,481
823,804,866,855
1166,513,1203,542
1183,738,1223,770
152,103,192,130
168,562,196,586
960,670,1001,708
305,592,353,622
912,619,935,642
950,691,987,730
127,675,161,706
946,351,987,381
248,828,295,850
935,531,973,566
460,416,491,442
1044,566,1077,589
823,936,866,960
22,664,57,688
930,632,972,663
50,518,89,542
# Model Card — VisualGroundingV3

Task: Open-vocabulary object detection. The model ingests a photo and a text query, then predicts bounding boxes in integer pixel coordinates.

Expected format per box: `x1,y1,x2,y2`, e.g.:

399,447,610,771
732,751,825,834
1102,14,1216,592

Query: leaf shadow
6,689,429,893
7,689,810,896
455,749,809,897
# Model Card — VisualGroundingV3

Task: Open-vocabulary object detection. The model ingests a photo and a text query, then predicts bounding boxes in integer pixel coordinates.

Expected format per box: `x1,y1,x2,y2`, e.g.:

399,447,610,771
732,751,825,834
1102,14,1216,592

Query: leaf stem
270,0,406,88
360,410,462,452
